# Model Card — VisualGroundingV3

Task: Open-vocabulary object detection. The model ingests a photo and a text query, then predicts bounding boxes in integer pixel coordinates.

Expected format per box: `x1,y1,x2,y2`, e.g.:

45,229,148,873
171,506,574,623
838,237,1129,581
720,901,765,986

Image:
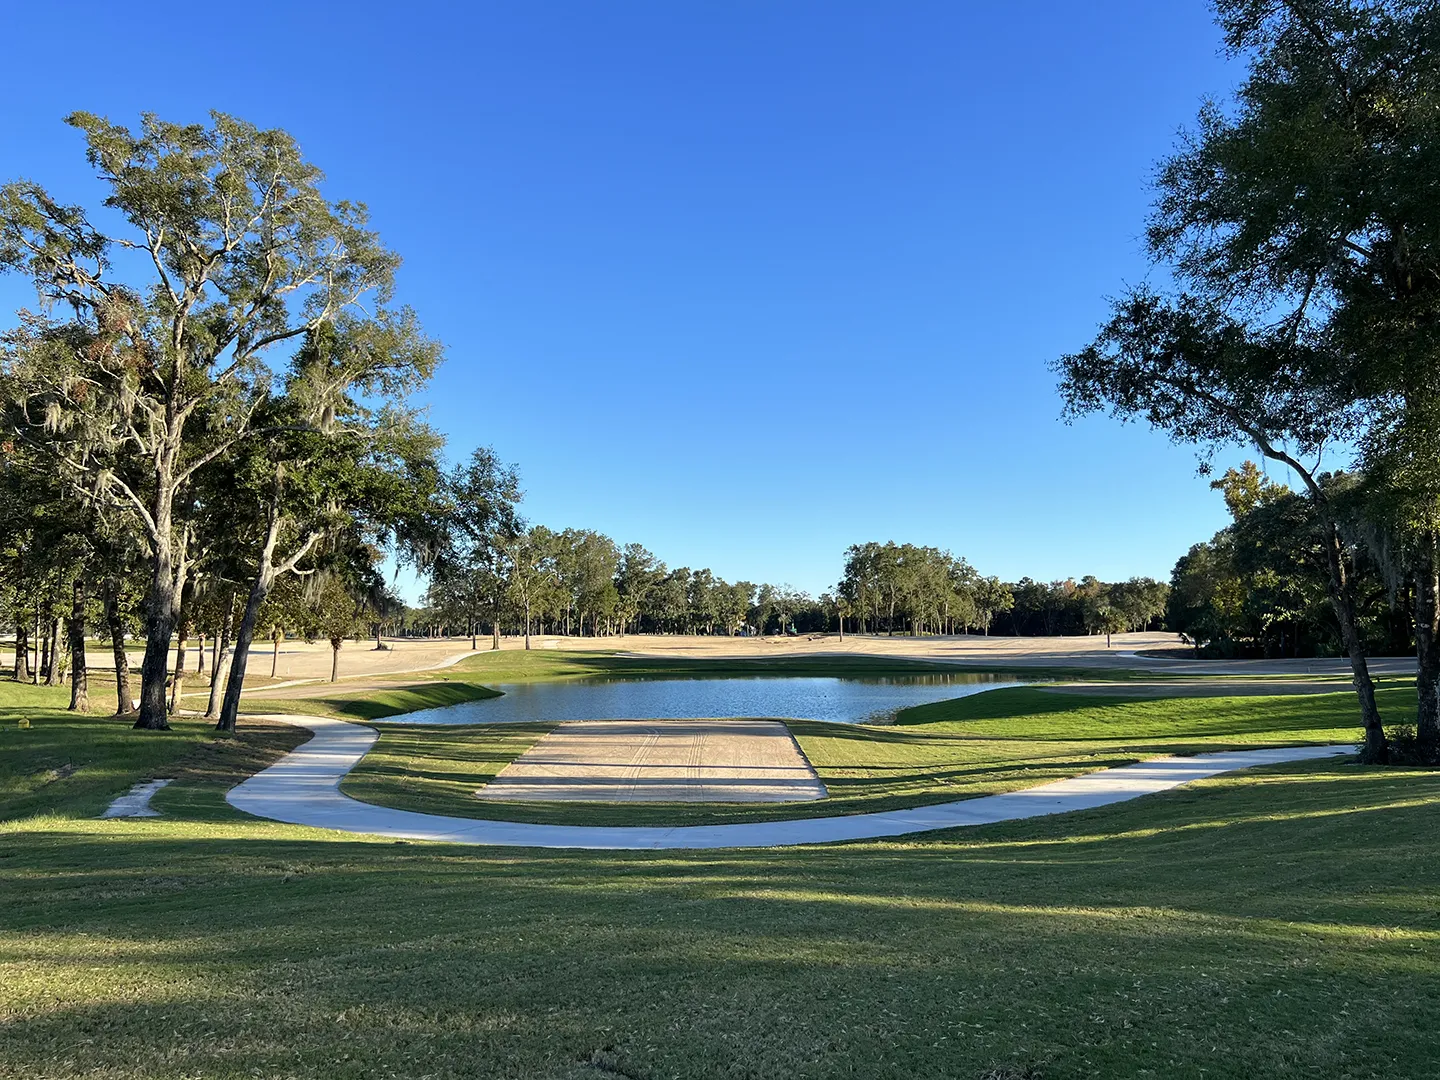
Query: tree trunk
135,514,179,730
219,518,281,733
271,633,281,677
1414,531,1439,763
524,597,532,651
42,619,60,685
105,583,133,714
197,631,205,675
67,581,88,712
48,615,64,685
13,620,30,682
1322,523,1386,762
330,639,341,682
169,582,193,713
205,591,236,720
492,612,501,650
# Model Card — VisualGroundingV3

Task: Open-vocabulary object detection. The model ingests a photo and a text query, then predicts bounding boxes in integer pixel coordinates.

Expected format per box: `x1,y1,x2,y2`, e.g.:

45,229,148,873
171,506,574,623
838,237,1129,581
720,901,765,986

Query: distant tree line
1167,462,1416,661
417,460,1167,646
418,448,825,643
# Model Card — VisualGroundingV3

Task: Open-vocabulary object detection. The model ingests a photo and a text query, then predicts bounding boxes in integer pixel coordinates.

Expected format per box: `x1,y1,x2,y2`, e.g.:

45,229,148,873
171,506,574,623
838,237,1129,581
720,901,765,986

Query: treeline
0,94,1172,749
1168,463,1415,660
837,542,1166,639
423,528,818,640
417,448,827,642
419,474,1167,645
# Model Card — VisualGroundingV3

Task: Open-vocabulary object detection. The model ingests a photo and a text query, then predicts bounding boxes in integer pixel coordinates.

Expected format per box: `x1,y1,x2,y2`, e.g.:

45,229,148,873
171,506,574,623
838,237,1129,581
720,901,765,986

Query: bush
1366,723,1427,766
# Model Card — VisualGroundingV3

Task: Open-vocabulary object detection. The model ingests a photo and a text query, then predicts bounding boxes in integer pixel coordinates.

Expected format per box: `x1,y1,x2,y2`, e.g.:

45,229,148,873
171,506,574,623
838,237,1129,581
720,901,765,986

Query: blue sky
0,1,1284,600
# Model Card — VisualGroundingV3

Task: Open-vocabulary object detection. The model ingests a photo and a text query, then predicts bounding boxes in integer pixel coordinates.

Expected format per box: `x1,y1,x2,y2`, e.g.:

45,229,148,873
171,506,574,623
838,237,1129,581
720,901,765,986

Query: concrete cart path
225,714,1353,851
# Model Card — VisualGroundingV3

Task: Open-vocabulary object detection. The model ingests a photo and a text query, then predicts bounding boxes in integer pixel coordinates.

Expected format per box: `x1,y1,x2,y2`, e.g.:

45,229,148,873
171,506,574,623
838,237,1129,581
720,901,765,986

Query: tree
973,576,1013,636
654,569,691,634
301,575,362,683
430,447,523,650
503,526,557,650
687,568,718,635
0,112,407,730
820,591,846,639
215,318,442,732
720,581,755,636
560,530,620,636
1096,605,1127,649
615,544,663,636
1056,13,1410,759
1168,540,1246,655
1153,0,1440,760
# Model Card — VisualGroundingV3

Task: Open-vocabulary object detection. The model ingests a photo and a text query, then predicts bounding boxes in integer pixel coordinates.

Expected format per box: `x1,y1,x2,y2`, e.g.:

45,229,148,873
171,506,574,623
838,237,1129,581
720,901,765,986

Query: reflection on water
386,674,1034,726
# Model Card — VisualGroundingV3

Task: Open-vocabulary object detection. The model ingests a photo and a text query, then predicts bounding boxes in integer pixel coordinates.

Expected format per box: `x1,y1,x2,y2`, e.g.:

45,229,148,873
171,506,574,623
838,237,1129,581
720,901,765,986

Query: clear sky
0,1,1276,601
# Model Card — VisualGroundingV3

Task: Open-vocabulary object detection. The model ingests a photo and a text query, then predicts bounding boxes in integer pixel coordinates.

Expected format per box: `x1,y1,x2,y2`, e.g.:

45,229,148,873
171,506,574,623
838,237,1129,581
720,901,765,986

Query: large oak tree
0,112,408,728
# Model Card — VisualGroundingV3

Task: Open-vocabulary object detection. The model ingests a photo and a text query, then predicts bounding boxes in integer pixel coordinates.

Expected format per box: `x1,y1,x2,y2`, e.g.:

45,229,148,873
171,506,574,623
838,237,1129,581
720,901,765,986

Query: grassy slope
0,682,309,823
338,686,1397,827
1,758,1436,1079
1,682,223,820
244,681,502,721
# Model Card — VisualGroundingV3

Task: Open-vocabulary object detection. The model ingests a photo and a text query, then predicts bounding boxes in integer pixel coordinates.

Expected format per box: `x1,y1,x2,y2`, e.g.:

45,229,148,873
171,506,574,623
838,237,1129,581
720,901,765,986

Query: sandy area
57,630,1417,698
476,719,828,803
74,637,485,685
593,631,1417,677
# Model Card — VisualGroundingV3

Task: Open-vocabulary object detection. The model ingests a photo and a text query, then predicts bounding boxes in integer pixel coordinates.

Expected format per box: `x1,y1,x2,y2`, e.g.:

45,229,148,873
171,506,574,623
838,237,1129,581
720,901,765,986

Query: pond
385,673,1034,726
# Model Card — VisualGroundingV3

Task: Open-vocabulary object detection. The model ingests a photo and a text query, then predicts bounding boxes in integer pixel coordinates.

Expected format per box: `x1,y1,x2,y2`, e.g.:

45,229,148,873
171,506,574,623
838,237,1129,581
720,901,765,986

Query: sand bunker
476,719,827,803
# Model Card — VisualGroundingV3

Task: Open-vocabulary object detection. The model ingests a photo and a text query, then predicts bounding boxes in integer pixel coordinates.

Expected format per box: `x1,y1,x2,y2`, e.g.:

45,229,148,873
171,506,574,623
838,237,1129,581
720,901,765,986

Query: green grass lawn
2,754,1437,1078
4,676,1438,1079
0,681,307,822
338,686,1396,827
244,680,502,721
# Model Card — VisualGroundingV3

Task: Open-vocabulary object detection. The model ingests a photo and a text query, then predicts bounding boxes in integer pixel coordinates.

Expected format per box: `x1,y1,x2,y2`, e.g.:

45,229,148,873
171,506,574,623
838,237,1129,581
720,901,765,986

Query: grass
2,754,1437,1078
0,681,308,822
243,681,501,721
4,674,1438,1078
337,686,1398,827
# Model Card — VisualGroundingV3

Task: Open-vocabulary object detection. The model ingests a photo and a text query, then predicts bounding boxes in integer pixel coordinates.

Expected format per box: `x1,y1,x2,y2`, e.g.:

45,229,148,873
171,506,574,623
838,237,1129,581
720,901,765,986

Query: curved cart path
226,715,1352,850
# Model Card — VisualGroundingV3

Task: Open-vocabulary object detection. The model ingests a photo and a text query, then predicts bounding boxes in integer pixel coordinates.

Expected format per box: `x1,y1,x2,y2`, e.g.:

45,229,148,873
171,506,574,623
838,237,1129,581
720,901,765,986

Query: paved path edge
225,714,1353,851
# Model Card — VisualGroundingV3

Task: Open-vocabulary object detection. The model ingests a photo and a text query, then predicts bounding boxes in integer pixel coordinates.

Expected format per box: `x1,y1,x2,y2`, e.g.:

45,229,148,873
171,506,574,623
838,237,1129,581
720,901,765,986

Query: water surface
386,673,1032,726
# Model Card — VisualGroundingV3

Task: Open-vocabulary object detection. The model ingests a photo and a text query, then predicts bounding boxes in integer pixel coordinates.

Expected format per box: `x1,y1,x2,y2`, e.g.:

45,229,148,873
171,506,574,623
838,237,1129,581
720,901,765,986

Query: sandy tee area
477,719,827,803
